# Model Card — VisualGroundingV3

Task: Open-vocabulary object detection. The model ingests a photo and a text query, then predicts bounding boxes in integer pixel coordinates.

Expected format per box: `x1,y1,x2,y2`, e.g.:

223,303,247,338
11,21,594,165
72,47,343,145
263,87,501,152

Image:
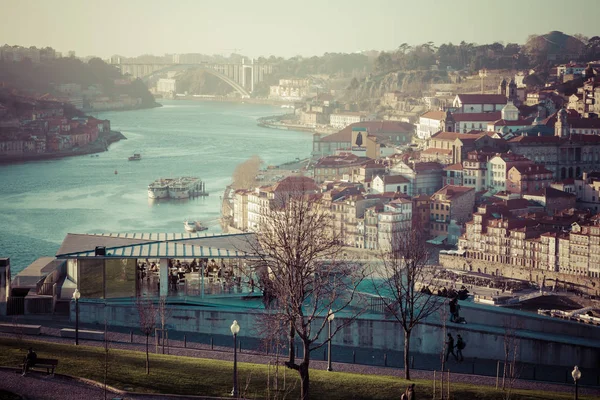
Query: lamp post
572,365,582,400
72,289,80,345
327,309,334,372
231,320,240,398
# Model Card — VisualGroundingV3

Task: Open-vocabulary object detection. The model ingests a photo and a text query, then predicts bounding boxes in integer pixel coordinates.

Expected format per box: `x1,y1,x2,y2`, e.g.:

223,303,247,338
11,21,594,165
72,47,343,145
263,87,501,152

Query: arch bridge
117,61,273,96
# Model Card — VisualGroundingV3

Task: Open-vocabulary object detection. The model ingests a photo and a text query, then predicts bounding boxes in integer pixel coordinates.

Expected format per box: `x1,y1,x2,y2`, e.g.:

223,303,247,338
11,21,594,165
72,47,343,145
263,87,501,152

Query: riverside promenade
0,316,598,399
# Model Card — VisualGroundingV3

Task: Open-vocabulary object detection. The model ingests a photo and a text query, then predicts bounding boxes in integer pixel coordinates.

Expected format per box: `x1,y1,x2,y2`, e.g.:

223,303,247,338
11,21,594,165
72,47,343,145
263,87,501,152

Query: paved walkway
0,317,599,399
0,369,115,400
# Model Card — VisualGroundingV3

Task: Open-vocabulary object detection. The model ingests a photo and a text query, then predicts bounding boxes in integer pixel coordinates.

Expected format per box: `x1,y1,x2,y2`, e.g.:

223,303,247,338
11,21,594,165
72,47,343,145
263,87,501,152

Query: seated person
22,347,37,376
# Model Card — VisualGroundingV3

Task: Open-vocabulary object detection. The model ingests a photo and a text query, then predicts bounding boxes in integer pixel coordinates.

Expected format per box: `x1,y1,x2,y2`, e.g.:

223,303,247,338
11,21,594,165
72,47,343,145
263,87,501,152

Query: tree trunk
404,329,411,380
145,333,150,375
288,321,296,365
299,345,310,400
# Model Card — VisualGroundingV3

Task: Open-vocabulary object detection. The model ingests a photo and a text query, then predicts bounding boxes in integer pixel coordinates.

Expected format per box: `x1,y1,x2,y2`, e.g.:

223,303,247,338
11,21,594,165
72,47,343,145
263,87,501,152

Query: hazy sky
2,0,598,59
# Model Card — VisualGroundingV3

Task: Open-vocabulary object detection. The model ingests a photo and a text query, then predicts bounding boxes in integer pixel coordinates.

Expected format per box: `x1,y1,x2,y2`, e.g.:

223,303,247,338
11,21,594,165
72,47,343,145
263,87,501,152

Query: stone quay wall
73,299,600,371
439,254,599,296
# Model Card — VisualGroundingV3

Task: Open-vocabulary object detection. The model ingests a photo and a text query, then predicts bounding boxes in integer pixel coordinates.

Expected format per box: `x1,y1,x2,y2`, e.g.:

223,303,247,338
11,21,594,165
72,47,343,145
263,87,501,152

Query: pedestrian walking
445,333,458,362
449,298,457,322
456,334,465,362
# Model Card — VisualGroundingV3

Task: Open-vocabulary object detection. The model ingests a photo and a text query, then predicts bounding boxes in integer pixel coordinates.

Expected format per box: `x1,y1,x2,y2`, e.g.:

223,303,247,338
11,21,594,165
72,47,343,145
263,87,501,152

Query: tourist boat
147,177,206,199
128,153,142,161
184,220,208,233
147,178,173,199
168,176,201,199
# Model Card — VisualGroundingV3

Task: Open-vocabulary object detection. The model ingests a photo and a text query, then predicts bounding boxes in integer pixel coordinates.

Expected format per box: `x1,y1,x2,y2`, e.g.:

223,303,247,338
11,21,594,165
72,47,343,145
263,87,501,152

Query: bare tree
103,319,111,400
156,295,172,354
247,184,367,400
136,297,156,374
11,315,25,350
501,318,522,399
232,155,263,190
375,228,444,380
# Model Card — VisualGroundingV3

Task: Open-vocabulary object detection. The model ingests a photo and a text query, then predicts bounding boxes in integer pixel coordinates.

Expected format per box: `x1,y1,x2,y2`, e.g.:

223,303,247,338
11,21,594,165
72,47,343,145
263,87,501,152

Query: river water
0,100,312,274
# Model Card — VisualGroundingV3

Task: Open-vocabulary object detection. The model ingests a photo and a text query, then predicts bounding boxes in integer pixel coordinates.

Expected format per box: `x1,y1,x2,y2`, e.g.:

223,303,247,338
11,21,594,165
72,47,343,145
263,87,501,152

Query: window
78,259,105,298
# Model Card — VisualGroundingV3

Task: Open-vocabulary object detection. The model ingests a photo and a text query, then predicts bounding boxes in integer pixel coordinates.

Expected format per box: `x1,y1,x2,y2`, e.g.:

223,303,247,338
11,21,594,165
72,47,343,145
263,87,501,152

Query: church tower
498,78,507,96
508,78,517,102
555,108,570,138
441,109,455,132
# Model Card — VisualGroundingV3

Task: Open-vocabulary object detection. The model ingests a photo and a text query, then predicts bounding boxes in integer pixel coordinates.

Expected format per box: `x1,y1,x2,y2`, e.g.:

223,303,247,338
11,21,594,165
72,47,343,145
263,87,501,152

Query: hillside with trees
0,53,158,108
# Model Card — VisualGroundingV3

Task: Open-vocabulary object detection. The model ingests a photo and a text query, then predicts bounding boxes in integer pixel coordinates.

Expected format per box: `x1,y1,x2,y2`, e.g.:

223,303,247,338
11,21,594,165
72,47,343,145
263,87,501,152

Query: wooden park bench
24,357,58,375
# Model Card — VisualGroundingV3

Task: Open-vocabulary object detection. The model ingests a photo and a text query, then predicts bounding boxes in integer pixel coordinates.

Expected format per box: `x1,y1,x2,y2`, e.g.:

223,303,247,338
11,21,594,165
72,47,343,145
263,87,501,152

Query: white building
156,79,177,94
371,174,411,194
377,199,413,251
487,153,532,193
452,94,507,113
452,111,501,133
329,112,369,129
416,110,453,139
269,79,310,101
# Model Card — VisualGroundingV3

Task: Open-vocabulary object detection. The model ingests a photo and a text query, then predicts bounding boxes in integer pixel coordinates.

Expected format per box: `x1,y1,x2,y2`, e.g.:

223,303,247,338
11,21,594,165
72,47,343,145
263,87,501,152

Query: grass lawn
0,337,591,400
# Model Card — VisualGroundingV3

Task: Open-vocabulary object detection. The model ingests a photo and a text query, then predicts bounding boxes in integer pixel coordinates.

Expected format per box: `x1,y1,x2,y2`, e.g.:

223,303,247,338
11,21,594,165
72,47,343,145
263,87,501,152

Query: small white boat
184,221,197,232
128,153,141,161
184,220,208,233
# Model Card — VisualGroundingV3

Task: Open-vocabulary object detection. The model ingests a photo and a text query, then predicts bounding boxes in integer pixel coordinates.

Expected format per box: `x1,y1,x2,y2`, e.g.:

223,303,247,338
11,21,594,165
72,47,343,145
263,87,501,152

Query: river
0,100,312,274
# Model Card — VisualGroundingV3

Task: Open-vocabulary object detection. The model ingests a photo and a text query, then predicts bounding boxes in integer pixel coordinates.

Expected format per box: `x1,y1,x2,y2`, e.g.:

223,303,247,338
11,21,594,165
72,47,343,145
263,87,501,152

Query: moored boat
147,176,207,199
148,178,173,199
184,220,208,233
128,153,142,161
184,220,197,232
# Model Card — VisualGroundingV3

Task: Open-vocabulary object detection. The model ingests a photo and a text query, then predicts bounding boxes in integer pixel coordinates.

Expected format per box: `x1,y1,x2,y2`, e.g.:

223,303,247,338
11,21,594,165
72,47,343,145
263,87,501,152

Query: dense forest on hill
0,56,158,107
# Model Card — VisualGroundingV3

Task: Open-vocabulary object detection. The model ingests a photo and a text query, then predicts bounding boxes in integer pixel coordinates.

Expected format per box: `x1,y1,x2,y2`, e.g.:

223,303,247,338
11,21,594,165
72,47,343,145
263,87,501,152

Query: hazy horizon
2,0,599,59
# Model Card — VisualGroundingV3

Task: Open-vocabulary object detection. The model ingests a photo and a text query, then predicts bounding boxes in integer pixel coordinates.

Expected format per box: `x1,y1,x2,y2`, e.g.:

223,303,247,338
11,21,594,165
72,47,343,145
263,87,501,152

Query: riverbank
0,130,126,164
172,95,290,106
83,101,162,113
257,114,316,133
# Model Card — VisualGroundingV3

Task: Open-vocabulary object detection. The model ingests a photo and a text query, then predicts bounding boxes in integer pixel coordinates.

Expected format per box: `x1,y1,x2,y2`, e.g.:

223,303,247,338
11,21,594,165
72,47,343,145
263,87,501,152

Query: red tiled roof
420,110,446,120
413,162,444,172
421,148,452,155
430,131,487,141
570,118,600,129
432,185,474,199
319,120,413,143
490,117,534,126
382,175,410,184
452,111,502,122
444,163,464,171
271,176,319,193
510,164,552,175
456,94,508,105
508,135,561,144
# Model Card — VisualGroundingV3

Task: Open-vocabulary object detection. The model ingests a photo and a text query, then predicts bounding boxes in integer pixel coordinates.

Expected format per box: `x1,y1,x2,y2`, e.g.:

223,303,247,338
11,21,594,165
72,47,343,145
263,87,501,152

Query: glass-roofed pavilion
55,232,259,301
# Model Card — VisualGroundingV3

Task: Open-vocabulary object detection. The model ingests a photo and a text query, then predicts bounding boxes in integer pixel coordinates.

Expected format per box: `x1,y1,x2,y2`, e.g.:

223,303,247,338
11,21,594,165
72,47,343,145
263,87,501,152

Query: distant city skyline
2,0,599,59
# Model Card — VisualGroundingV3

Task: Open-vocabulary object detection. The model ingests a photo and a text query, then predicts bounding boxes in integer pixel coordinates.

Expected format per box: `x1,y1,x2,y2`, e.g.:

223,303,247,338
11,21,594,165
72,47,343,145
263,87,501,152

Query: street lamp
327,309,335,372
72,288,80,345
572,365,582,400
231,320,241,398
